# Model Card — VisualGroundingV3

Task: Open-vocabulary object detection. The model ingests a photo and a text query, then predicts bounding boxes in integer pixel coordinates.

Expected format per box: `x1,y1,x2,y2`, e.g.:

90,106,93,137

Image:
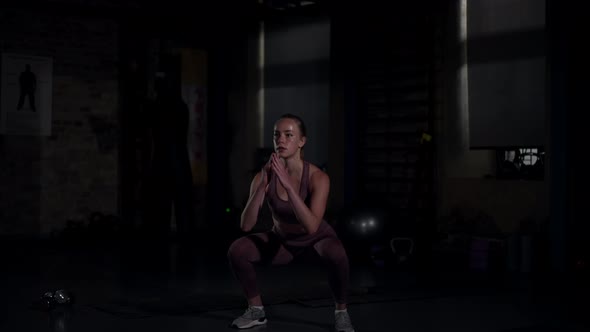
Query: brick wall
0,9,119,236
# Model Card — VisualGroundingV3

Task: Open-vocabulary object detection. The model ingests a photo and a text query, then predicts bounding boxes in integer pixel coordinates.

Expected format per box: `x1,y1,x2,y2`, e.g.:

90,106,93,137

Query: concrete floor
1,237,587,332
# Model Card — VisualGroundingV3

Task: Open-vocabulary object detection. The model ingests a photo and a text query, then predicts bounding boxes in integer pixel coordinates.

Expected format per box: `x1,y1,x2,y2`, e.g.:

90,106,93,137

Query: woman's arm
240,165,271,232
290,171,329,234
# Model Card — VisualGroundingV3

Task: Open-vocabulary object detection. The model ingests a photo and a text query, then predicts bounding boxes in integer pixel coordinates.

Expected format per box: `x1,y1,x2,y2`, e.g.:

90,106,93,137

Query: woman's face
273,118,306,158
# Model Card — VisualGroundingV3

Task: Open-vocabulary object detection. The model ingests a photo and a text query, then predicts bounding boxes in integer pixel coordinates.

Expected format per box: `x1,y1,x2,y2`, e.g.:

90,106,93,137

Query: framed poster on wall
1,53,53,136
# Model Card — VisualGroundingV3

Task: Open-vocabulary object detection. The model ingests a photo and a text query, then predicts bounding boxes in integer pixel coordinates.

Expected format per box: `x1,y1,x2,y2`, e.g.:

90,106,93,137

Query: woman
227,114,355,331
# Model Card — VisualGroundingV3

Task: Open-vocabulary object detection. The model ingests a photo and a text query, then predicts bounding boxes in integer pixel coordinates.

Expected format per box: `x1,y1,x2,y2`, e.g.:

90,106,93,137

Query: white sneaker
335,310,355,332
230,306,267,329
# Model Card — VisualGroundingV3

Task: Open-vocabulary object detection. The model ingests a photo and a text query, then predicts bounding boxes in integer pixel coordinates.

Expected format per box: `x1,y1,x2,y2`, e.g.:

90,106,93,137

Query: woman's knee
317,238,349,264
228,236,263,262
228,237,252,260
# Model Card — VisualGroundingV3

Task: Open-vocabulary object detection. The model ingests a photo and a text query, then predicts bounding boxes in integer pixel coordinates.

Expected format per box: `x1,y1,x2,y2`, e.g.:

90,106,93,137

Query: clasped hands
260,153,295,194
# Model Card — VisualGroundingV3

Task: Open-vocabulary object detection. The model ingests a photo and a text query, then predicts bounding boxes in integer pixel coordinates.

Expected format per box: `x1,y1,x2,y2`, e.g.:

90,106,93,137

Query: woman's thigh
229,232,294,265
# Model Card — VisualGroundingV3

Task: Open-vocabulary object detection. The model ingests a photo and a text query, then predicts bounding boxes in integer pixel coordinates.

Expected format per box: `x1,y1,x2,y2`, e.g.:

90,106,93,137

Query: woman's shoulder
306,162,329,186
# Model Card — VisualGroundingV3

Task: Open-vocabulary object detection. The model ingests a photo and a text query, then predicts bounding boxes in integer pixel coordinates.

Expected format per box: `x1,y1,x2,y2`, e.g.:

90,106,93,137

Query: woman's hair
278,113,307,157
278,113,307,137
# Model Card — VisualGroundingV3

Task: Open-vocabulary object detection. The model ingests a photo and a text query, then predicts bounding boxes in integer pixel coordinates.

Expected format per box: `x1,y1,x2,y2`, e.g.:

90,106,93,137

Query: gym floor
1,237,587,332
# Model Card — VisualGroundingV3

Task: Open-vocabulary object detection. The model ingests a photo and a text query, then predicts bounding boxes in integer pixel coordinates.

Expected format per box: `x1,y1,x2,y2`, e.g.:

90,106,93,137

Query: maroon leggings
227,222,350,304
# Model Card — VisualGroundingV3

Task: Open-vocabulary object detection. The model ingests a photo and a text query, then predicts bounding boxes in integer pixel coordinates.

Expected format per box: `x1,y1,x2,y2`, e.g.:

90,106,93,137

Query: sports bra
266,161,311,225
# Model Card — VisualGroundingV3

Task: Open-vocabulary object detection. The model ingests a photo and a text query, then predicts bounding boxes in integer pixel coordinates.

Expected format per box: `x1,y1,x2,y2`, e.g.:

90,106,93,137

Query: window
498,147,544,180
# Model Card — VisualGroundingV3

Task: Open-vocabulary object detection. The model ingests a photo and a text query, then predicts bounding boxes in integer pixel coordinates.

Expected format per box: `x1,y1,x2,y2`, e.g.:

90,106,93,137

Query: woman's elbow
240,217,254,232
306,222,321,235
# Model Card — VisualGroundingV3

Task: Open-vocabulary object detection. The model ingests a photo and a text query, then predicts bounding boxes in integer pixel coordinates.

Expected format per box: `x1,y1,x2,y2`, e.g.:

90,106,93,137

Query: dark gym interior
0,0,588,331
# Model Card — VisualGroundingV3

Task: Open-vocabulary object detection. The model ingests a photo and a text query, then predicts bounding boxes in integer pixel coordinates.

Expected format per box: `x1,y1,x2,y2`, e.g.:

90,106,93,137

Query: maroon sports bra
266,161,311,225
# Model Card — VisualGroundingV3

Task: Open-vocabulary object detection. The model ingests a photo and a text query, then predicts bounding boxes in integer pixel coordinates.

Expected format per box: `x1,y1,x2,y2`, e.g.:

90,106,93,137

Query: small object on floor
53,289,73,305
335,309,355,332
39,291,57,311
230,306,267,329
391,237,414,264
33,289,74,311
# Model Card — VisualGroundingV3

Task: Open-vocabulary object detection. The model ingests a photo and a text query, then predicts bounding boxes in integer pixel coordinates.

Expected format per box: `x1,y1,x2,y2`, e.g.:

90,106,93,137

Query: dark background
0,0,588,331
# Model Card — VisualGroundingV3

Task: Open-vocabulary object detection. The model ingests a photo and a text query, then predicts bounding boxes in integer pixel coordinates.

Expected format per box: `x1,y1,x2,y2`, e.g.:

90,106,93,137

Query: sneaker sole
231,318,267,329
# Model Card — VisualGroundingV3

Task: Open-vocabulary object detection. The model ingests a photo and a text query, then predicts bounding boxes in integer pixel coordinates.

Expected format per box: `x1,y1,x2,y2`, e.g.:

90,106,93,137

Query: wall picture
1,53,53,136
